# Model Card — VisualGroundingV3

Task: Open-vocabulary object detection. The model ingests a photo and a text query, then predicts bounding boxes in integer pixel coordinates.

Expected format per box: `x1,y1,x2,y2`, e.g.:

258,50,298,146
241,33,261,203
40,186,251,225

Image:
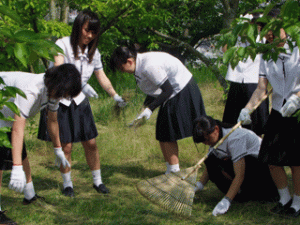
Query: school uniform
0,72,59,170
258,43,300,166
38,36,101,143
223,36,269,135
134,52,206,142
205,126,278,202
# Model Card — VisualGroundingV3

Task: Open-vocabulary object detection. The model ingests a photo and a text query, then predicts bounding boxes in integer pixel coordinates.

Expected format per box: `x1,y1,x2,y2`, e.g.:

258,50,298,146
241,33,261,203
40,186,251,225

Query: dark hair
110,46,138,71
193,116,217,143
44,64,82,99
71,10,100,63
193,116,233,143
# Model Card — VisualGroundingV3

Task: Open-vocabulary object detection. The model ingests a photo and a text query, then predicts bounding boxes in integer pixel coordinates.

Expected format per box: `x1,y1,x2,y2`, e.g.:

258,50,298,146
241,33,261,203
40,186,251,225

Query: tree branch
151,29,228,93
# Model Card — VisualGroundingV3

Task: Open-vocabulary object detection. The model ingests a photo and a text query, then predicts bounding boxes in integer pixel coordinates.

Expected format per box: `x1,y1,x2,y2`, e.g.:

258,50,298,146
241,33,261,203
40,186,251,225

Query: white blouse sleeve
93,49,103,71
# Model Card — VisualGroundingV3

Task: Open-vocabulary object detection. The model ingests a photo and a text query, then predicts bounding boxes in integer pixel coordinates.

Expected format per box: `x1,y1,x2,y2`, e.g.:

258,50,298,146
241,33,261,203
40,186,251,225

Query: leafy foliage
218,0,300,69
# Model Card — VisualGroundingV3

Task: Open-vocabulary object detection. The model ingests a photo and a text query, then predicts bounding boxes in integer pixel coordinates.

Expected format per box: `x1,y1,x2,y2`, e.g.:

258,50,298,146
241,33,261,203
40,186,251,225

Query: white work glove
280,94,300,117
137,108,152,120
212,197,232,216
54,147,70,168
82,84,98,98
113,94,127,107
9,165,26,193
237,108,252,125
194,181,205,192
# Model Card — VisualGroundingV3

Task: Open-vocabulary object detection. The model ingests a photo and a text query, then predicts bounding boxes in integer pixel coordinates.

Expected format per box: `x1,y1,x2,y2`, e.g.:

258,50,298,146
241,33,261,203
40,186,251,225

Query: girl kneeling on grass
193,116,279,216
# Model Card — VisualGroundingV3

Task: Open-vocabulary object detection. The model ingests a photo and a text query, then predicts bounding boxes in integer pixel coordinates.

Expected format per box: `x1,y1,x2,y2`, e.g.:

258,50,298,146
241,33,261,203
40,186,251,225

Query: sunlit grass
0,70,296,224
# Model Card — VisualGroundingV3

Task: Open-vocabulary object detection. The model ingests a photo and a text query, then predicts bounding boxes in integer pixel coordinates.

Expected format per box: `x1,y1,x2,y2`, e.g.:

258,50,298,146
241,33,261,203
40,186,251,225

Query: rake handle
182,88,273,180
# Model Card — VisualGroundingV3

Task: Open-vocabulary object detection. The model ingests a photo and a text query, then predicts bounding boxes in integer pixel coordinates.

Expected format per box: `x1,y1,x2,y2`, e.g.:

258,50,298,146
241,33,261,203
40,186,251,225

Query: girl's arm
245,77,269,110
54,55,65,66
225,158,246,201
11,114,26,165
94,69,117,97
46,110,61,148
199,167,210,185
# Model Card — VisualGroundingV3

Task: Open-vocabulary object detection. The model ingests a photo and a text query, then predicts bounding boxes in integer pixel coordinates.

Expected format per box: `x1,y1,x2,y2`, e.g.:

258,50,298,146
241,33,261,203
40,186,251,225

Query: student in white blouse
238,8,300,218
193,116,278,216
222,14,269,136
0,64,81,223
110,46,206,174
38,10,126,197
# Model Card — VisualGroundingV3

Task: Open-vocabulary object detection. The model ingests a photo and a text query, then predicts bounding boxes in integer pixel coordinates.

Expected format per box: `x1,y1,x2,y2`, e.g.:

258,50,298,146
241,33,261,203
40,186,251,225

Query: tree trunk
50,0,56,20
60,0,69,24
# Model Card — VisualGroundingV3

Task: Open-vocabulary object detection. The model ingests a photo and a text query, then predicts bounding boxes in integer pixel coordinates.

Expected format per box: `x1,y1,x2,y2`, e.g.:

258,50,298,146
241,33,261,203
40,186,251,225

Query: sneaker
0,210,17,225
23,194,45,205
62,186,74,197
270,199,293,214
93,184,110,194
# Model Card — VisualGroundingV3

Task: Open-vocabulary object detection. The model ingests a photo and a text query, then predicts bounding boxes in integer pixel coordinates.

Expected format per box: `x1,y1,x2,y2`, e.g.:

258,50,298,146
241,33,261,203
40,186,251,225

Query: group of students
193,8,300,218
1,7,300,224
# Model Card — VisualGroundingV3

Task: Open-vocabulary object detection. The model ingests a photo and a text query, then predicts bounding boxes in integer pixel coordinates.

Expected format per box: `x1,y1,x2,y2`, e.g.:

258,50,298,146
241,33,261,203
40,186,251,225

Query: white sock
91,169,103,186
169,164,180,173
278,186,291,205
61,171,73,188
24,181,36,200
291,194,300,211
165,162,170,174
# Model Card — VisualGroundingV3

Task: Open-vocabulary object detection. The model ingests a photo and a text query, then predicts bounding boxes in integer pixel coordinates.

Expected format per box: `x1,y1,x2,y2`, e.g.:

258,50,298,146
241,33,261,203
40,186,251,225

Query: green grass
0,74,297,224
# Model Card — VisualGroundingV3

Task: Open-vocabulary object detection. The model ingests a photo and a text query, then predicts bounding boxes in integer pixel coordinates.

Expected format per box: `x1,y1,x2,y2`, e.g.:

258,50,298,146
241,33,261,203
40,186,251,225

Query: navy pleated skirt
156,77,206,142
222,82,269,135
258,109,300,166
38,97,98,143
0,132,27,170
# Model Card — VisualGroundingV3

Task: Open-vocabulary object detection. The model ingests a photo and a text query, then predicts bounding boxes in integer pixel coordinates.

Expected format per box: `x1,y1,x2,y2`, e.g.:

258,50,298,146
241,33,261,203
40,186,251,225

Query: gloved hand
54,147,70,168
237,108,252,125
9,165,26,193
136,108,152,120
280,94,300,117
82,84,98,98
194,181,205,192
113,94,127,107
212,197,231,216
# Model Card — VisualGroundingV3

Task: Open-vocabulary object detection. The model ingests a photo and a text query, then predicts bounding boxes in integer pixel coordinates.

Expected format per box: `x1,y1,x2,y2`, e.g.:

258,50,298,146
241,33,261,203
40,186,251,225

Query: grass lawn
0,81,297,225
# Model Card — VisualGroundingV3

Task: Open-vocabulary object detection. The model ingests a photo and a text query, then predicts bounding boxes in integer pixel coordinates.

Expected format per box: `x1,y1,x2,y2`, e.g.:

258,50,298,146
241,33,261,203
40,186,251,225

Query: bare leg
60,142,72,173
82,138,100,171
291,166,300,196
159,141,179,165
269,165,288,189
0,170,2,192
22,157,32,183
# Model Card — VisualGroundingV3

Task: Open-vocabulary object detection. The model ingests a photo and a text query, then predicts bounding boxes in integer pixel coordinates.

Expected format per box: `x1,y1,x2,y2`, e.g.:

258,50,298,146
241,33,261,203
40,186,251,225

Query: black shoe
22,194,45,205
62,186,74,197
270,199,293,214
0,210,17,225
93,184,110,194
281,207,300,218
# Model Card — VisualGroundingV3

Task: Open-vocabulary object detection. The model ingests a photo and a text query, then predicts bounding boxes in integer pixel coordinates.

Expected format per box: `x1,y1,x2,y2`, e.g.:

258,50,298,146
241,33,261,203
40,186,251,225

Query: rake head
136,166,198,217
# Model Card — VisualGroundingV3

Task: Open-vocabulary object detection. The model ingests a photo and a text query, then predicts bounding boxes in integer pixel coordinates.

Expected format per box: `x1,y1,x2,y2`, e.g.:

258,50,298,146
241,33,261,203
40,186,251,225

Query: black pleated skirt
38,97,98,143
222,82,269,135
156,77,206,142
258,109,300,166
0,132,27,170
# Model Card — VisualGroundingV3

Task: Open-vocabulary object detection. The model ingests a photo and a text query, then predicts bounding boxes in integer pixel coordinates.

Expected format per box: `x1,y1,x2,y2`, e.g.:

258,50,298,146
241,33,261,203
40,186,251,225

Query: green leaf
237,47,246,58
0,5,22,24
4,102,21,115
14,43,28,68
4,86,26,99
223,47,237,65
